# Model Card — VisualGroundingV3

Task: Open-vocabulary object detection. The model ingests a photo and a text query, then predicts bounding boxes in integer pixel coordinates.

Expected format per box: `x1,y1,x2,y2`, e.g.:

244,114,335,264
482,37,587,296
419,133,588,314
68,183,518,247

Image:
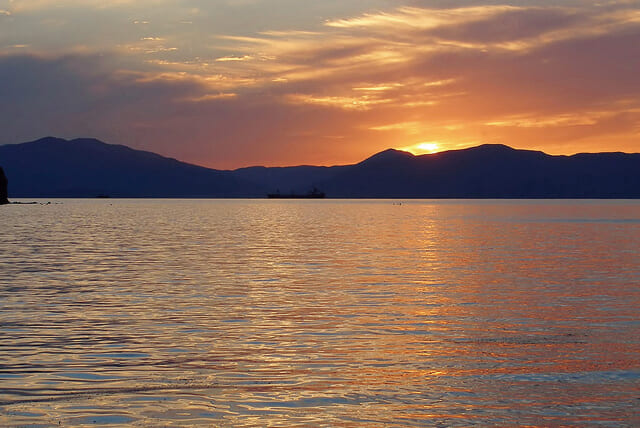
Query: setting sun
401,142,441,155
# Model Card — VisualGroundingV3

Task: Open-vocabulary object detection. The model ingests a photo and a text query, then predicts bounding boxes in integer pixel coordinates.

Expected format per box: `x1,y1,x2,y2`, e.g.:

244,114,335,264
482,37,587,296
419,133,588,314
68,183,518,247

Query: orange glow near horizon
1,2,639,169
400,142,442,155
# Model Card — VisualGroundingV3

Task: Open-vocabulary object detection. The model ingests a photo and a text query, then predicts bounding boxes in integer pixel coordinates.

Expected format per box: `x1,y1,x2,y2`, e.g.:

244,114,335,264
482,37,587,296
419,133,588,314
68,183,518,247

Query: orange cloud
2,2,640,168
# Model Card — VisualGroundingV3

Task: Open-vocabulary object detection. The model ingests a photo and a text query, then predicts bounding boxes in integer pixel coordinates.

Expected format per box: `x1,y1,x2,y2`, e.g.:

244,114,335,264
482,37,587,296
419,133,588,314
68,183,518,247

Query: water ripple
1,199,639,426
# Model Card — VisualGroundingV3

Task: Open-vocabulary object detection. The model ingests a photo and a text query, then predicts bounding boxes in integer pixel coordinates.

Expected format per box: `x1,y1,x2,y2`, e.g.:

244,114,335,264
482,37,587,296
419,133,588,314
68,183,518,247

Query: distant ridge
321,143,640,198
359,148,415,165
0,137,262,198
1,137,640,198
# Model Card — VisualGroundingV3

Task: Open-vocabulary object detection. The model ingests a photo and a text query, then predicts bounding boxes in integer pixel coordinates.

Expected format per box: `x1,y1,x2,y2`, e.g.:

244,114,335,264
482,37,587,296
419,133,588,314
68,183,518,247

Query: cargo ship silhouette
267,187,325,198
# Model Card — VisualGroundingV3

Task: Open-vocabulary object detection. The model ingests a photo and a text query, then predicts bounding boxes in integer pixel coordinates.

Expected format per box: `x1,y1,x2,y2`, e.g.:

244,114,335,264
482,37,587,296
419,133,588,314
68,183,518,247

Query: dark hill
359,148,416,166
1,137,640,198
320,144,640,198
0,137,263,197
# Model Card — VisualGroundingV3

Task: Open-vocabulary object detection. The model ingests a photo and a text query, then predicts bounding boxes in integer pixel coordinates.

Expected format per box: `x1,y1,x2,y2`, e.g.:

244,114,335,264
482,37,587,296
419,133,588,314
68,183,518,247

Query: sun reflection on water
1,199,639,426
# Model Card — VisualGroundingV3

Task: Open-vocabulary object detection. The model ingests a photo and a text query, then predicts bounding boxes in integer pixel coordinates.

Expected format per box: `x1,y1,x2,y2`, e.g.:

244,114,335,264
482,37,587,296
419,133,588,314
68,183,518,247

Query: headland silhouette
1,137,640,199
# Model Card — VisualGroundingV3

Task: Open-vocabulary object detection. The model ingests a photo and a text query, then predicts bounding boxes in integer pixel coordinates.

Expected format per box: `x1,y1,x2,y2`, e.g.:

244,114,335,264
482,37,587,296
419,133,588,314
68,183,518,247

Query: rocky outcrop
0,166,8,204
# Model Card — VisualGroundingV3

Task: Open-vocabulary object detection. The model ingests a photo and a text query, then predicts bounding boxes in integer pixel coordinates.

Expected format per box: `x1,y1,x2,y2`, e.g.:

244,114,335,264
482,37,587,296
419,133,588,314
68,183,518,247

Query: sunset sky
1,0,639,168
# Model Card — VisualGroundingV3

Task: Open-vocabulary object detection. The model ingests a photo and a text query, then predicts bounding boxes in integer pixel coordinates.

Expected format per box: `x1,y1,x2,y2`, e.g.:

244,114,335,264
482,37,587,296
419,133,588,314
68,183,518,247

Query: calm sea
1,199,639,427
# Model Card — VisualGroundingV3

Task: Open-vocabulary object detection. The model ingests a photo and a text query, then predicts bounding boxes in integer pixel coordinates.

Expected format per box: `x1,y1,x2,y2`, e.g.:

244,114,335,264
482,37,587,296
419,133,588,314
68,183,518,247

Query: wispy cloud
286,93,392,111
2,1,640,167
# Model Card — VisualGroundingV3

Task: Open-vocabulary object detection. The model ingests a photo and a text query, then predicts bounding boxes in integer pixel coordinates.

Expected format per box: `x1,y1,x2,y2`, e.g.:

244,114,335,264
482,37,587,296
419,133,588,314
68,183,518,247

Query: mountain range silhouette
1,137,639,198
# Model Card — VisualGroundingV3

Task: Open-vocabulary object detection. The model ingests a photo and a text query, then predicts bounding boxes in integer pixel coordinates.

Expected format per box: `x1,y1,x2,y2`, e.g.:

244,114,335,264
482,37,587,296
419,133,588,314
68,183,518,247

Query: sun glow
401,142,441,155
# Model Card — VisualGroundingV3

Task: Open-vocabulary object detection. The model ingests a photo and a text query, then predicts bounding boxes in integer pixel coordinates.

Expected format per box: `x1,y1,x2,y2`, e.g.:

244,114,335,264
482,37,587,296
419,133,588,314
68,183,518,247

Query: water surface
1,199,639,426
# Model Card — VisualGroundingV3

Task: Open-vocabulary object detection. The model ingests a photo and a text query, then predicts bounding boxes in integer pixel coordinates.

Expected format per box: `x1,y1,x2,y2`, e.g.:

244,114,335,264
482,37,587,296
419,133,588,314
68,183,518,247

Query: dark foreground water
1,199,639,427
